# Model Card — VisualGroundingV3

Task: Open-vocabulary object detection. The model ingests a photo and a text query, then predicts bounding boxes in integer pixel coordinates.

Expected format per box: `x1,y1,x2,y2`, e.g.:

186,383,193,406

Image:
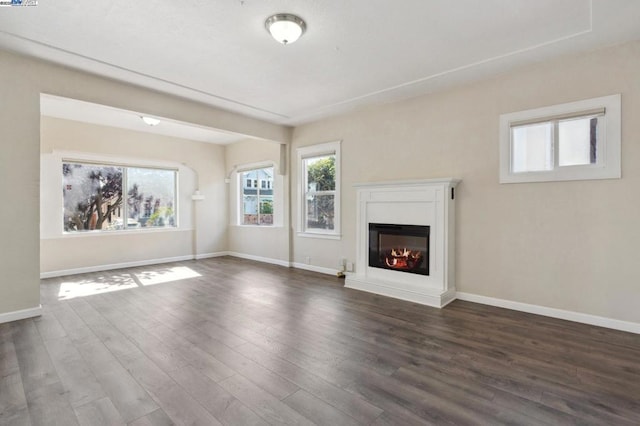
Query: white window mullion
257,184,261,225
123,167,129,227
552,120,559,169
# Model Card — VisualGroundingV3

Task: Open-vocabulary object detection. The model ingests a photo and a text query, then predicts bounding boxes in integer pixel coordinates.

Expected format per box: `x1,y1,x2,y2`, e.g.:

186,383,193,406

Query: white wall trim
227,252,291,268
206,251,341,276
456,292,640,335
195,252,229,260
42,227,193,240
292,262,339,276
296,232,342,240
40,255,195,279
212,251,341,276
0,305,42,324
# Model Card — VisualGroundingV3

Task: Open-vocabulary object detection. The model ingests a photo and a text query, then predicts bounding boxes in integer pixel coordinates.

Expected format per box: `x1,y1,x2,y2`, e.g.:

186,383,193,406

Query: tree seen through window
63,162,176,232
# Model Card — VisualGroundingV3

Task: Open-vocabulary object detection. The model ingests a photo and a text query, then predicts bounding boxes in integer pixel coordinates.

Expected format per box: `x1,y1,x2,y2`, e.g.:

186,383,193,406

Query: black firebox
368,223,429,276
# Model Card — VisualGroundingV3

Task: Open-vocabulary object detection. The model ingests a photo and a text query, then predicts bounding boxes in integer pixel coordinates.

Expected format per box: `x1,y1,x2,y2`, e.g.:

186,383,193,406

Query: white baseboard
228,252,292,268
223,252,340,276
40,255,195,279
456,292,640,335
0,305,42,324
292,262,339,276
41,249,341,280
209,252,339,276
195,252,229,260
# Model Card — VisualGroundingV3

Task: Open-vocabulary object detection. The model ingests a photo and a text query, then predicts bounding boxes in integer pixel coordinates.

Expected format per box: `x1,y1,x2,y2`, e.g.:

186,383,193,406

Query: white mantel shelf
346,178,460,308
353,178,461,188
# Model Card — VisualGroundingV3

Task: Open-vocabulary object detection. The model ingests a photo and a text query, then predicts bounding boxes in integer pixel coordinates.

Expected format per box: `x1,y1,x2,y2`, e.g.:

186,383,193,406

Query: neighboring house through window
240,166,274,225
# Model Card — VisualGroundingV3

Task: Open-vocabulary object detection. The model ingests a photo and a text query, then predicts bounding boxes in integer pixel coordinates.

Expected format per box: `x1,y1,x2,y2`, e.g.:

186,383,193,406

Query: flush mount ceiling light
265,13,306,45
141,116,161,126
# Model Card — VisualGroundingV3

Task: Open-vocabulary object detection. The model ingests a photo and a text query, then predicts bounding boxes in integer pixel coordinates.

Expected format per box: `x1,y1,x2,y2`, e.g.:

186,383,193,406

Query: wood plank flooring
2,256,640,425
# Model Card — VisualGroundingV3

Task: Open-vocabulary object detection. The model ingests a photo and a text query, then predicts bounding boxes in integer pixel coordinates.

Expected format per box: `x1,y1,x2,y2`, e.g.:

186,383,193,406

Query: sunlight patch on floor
57,266,202,300
57,273,137,300
135,266,201,286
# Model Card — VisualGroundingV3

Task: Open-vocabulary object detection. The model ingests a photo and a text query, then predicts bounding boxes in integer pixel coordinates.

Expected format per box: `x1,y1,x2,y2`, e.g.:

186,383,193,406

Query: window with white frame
239,166,274,226
297,141,341,238
499,94,621,183
63,161,176,232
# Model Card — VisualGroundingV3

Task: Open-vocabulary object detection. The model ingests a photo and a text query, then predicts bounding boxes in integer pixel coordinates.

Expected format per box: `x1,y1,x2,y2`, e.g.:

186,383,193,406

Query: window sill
500,165,620,184
231,225,283,229
44,227,190,240
297,231,341,240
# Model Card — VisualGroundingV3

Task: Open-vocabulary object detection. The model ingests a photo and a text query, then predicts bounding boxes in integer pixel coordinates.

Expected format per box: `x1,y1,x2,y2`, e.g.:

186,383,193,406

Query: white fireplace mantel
345,178,460,308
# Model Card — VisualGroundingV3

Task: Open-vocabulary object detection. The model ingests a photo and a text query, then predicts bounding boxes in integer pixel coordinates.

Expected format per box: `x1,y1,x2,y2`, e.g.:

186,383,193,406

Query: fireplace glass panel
369,223,429,275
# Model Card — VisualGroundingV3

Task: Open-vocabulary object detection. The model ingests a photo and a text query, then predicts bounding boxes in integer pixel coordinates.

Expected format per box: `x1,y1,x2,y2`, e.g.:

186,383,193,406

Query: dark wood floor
2,257,640,425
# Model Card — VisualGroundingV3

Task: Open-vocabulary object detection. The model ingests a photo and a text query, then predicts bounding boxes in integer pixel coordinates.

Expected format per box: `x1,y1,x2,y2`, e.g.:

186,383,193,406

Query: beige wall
0,49,288,317
40,117,227,273
225,140,290,263
291,41,640,323
3,40,640,325
0,53,41,315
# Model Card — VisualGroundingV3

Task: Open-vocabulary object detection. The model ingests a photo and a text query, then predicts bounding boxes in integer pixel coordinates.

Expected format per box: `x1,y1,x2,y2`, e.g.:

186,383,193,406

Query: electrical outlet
305,256,311,265
338,258,346,271
346,262,354,272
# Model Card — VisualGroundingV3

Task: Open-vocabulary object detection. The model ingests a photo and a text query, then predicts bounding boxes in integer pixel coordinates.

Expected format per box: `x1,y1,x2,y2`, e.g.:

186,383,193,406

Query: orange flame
384,248,422,270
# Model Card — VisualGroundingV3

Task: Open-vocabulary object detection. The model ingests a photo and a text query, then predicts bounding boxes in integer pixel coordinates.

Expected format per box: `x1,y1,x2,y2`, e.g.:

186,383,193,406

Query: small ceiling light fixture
141,116,161,126
265,13,306,45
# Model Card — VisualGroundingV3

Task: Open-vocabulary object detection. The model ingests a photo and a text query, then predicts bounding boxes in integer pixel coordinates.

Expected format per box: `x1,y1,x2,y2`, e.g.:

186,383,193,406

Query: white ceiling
2,1,640,127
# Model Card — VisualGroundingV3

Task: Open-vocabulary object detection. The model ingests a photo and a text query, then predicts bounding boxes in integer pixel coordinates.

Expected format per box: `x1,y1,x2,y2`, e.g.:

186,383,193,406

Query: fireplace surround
345,178,460,308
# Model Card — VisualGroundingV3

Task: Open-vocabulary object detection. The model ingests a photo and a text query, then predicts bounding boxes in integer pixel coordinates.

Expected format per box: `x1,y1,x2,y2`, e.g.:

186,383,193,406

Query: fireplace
368,223,429,275
346,178,460,308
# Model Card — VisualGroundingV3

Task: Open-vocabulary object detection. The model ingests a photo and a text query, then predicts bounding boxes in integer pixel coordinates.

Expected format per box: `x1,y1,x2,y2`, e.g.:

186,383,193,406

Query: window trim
238,164,275,227
499,94,621,184
62,159,178,233
296,141,341,239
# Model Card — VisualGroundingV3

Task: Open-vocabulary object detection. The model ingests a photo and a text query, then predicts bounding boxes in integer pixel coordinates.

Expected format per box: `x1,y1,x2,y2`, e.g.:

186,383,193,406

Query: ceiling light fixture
141,116,160,126
265,13,306,45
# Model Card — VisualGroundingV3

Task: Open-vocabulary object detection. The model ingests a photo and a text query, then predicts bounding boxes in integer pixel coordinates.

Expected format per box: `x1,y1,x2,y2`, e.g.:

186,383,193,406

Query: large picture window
63,161,176,232
297,141,341,238
240,166,274,225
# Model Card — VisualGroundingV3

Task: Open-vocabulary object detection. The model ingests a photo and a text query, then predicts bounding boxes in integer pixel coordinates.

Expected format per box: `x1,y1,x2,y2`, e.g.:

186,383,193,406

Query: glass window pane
559,117,596,166
63,163,123,232
242,194,258,225
305,155,335,191
259,197,273,225
511,123,553,173
306,194,335,230
240,167,274,226
127,168,176,228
